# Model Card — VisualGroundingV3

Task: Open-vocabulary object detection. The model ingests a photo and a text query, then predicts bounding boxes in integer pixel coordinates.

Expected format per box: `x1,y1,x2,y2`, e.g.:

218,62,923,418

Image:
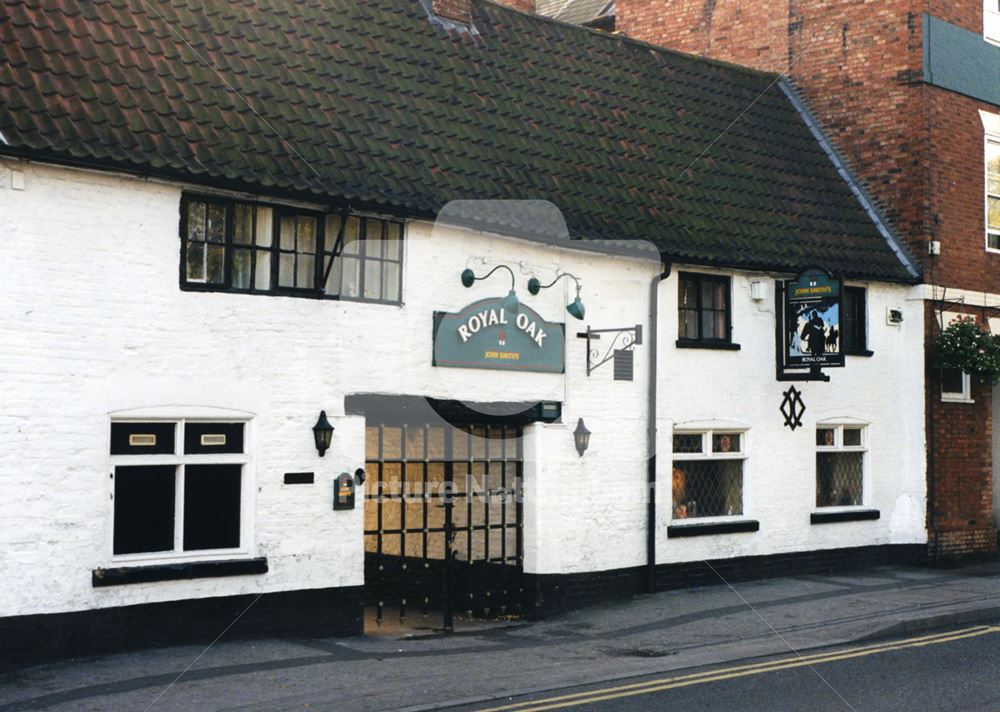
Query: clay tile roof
0,0,918,281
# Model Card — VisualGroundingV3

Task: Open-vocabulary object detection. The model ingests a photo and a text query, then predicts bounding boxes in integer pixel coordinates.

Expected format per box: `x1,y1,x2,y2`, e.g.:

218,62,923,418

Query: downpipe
647,255,671,594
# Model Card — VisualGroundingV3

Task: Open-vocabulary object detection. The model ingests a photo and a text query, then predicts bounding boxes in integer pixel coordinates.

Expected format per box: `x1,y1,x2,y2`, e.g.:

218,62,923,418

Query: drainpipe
926,309,940,560
647,254,672,594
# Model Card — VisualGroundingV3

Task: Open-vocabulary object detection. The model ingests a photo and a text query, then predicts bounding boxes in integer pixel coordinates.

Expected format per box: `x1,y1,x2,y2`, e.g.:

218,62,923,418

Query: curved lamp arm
461,264,516,291
527,272,581,295
527,272,586,320
461,264,520,315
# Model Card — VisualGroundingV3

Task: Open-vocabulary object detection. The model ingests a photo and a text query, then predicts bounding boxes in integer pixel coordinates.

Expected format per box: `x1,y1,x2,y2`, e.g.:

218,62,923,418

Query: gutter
647,254,672,594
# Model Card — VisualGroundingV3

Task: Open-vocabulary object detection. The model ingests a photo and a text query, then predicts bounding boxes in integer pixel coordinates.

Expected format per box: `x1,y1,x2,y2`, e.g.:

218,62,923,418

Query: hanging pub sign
782,268,844,370
433,297,565,373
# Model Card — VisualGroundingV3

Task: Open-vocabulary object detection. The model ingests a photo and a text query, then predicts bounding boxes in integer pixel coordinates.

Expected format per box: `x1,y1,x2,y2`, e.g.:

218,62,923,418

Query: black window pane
842,287,866,352
183,464,242,550
941,367,965,394
206,244,225,284
843,428,862,447
254,246,271,290
712,432,740,453
184,422,245,454
384,222,402,260
278,253,295,286
114,465,175,555
206,203,226,243
232,248,252,289
186,201,205,241
672,460,743,518
673,433,702,453
233,204,253,245
680,308,698,339
816,452,863,507
816,427,836,447
186,241,205,282
110,422,176,455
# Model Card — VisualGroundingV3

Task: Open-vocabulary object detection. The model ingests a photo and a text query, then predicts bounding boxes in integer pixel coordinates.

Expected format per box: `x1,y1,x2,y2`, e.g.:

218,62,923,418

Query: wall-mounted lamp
573,418,591,457
313,410,334,457
461,265,519,315
528,272,586,320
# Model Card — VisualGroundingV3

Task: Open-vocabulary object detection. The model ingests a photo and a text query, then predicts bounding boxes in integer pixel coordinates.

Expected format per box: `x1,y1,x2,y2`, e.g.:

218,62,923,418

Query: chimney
432,0,472,23
432,0,535,23
616,0,791,75
496,0,536,10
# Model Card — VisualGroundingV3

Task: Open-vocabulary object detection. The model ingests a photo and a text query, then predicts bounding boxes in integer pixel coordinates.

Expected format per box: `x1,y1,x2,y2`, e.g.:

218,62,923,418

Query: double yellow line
476,625,1000,711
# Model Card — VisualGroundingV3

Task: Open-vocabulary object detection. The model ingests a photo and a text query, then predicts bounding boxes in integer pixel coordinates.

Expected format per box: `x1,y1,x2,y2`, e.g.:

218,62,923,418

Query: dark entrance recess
346,395,549,632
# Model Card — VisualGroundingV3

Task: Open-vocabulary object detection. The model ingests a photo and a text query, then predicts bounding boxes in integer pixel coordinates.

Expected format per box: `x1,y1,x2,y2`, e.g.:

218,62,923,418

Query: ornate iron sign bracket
578,325,643,376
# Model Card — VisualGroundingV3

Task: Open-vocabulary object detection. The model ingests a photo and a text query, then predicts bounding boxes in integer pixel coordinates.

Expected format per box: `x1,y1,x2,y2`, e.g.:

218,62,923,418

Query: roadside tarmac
3,558,1000,712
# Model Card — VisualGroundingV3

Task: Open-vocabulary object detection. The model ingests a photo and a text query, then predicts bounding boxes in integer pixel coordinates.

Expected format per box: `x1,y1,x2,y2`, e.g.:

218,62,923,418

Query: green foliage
932,317,1000,385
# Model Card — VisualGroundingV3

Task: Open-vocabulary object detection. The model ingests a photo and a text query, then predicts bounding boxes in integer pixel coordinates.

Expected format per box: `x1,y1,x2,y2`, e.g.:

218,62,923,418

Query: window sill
941,396,974,404
667,519,759,538
92,557,268,587
810,509,880,525
844,349,874,357
675,339,741,351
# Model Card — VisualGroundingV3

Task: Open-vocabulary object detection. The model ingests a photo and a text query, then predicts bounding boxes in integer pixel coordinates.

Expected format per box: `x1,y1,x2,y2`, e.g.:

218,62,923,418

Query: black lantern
313,410,334,457
573,418,591,457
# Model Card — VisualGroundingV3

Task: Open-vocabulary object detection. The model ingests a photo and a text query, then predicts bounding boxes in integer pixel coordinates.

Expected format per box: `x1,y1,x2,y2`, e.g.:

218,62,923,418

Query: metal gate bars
363,422,523,630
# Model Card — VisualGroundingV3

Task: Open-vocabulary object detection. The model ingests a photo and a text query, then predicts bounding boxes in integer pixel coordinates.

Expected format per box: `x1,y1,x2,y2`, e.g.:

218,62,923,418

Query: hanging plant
932,317,1000,384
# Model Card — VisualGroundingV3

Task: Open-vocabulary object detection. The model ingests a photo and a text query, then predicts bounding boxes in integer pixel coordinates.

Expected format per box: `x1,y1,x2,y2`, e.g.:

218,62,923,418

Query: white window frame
985,0,1000,46
108,416,255,565
671,427,749,521
987,134,1000,253
941,368,973,403
815,421,868,510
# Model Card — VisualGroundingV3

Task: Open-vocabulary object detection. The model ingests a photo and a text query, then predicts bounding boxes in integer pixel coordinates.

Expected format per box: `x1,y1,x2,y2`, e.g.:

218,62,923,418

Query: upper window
110,420,249,558
181,195,404,304
941,367,972,402
671,429,746,519
987,138,1000,250
841,286,869,354
986,0,1000,45
678,273,733,346
815,424,865,508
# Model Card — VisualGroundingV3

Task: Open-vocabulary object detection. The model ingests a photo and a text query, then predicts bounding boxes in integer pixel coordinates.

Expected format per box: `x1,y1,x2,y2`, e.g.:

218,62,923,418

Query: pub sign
782,268,844,369
433,297,565,373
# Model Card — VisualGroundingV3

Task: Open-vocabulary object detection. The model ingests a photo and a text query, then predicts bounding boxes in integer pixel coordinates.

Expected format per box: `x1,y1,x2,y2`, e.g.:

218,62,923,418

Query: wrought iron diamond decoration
780,386,806,430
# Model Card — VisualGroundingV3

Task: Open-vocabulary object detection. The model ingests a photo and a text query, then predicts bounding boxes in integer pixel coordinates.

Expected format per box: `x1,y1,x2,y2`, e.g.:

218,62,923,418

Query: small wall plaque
284,472,314,485
128,434,157,447
200,433,227,447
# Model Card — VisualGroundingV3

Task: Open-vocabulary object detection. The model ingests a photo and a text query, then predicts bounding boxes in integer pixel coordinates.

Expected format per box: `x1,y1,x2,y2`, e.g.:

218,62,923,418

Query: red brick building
615,0,1000,557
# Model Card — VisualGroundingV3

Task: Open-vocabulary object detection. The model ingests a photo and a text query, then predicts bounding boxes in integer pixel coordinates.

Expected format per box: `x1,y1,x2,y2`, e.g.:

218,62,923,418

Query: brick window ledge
92,557,268,587
667,520,759,538
810,509,880,525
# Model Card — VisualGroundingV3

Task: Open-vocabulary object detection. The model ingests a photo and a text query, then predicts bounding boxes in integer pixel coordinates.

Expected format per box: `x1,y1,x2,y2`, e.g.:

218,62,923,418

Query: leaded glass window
672,429,746,519
816,424,866,508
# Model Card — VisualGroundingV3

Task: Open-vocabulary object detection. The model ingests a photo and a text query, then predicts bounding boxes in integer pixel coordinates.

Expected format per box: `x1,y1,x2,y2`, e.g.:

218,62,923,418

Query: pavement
3,558,1000,711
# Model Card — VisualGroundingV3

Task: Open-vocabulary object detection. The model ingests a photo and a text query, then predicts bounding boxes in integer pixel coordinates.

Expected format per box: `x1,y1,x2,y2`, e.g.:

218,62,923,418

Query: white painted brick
0,161,927,617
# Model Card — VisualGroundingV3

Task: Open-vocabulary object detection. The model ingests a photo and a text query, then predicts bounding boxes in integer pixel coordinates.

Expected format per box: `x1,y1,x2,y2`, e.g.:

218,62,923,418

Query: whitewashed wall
0,161,655,616
652,272,928,567
0,160,926,617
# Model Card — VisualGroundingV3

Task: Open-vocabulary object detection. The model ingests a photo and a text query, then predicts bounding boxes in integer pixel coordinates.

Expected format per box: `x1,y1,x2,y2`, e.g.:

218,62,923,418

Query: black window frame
179,193,404,305
841,286,872,356
676,272,738,349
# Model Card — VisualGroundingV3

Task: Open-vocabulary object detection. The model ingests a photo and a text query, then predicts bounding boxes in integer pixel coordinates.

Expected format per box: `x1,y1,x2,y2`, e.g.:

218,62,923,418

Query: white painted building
0,0,925,667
